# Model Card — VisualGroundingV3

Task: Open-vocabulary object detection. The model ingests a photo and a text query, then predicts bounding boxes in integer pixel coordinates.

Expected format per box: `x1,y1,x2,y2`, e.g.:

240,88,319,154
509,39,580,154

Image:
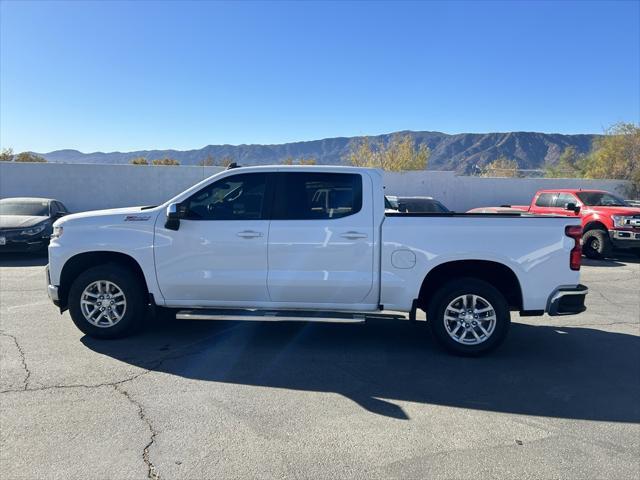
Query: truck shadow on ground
582,253,640,267
82,318,640,423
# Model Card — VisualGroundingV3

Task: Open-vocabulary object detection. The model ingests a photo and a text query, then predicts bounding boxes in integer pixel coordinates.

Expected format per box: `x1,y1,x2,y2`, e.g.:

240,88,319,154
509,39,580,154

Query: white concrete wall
0,163,224,213
0,162,630,213
383,171,630,211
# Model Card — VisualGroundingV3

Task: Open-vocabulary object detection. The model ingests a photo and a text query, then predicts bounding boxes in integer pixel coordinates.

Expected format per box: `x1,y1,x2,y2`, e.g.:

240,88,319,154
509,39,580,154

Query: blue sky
1,0,639,153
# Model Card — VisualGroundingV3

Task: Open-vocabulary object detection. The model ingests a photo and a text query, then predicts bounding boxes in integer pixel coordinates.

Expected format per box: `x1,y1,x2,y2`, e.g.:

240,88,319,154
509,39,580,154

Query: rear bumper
547,284,588,316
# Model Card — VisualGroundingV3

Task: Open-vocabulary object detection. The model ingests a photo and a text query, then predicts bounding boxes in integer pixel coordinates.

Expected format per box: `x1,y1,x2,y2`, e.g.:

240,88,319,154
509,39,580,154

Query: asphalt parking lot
1,254,639,480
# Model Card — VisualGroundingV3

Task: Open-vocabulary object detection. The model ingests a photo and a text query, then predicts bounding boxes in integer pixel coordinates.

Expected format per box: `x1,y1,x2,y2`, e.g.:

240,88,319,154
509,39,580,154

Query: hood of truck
54,206,159,227
583,206,640,216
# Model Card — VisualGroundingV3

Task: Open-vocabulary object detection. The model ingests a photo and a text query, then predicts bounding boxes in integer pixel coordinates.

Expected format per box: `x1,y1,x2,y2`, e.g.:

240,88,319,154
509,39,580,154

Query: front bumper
45,266,60,307
48,285,59,303
547,284,588,316
610,229,640,249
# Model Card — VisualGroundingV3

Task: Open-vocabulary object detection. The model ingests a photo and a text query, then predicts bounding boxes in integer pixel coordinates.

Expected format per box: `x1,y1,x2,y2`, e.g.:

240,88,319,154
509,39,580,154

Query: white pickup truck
46,165,588,355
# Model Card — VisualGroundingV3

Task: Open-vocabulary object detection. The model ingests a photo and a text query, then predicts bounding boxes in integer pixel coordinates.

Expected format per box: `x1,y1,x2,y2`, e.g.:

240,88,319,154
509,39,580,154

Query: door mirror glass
167,203,181,219
165,203,182,230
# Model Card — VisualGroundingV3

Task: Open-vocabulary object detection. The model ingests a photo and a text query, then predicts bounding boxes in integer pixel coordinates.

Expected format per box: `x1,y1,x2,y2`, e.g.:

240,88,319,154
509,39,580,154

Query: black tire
427,278,510,356
582,229,612,259
68,263,146,339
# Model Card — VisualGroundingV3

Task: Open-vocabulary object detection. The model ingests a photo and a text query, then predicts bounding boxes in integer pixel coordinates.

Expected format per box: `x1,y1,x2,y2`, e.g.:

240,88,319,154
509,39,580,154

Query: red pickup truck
486,189,640,259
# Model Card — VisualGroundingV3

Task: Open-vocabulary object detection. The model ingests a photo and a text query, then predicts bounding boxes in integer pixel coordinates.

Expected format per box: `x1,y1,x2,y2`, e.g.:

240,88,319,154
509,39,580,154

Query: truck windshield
0,201,49,216
576,192,627,207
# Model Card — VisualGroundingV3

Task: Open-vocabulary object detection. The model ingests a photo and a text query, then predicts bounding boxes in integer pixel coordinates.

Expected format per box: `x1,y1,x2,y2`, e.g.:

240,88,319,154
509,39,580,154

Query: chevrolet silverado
46,166,588,355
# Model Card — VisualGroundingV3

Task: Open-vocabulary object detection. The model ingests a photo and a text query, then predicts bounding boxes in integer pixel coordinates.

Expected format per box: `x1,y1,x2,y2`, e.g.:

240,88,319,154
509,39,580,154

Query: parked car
0,197,69,253
386,196,450,213
485,189,640,259
46,166,587,355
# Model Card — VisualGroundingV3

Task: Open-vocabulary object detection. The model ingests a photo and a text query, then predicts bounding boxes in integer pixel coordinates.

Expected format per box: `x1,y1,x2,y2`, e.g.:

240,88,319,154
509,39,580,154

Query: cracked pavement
1,253,639,479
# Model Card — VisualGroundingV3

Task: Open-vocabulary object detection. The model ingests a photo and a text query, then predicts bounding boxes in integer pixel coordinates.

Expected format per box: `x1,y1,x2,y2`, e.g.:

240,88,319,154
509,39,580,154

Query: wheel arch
417,260,523,312
58,251,149,311
583,220,608,233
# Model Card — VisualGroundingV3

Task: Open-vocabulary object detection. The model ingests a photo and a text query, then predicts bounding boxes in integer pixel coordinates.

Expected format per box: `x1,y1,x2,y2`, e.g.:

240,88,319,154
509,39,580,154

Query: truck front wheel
68,264,146,339
427,278,510,356
582,229,612,259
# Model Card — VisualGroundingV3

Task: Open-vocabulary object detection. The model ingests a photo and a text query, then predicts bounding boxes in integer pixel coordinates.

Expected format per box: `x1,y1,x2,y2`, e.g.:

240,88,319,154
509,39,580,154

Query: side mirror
565,202,580,214
165,203,182,230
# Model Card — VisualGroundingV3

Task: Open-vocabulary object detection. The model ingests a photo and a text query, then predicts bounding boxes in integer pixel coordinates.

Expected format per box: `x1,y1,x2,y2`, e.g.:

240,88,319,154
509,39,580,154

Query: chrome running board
175,308,406,324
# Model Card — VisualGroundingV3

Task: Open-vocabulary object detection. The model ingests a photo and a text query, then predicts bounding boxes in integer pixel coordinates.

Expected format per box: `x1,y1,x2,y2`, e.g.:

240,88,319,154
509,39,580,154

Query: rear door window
273,172,362,220
535,193,557,207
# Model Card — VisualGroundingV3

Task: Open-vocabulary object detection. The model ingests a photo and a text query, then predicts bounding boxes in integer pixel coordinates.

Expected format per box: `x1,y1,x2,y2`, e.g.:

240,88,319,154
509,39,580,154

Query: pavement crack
0,324,241,395
0,331,31,390
0,369,154,394
114,384,160,480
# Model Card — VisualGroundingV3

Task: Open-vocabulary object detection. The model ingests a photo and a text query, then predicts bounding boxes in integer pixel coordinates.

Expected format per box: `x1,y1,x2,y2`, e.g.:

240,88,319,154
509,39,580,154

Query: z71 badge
124,215,151,222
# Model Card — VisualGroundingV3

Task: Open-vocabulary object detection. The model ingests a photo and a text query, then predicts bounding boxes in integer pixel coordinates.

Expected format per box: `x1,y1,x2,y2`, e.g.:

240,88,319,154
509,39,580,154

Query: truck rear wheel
582,229,612,259
68,264,146,339
427,278,510,356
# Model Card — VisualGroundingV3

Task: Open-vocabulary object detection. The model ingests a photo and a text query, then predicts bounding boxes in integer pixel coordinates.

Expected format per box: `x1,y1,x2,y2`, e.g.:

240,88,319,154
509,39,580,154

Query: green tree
0,148,14,162
545,146,586,178
130,157,149,165
14,152,46,163
151,157,180,166
481,157,519,177
345,134,429,171
582,122,639,195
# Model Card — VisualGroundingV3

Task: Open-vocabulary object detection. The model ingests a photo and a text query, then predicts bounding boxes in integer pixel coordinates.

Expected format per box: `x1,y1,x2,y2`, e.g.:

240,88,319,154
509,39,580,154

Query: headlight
611,215,628,228
21,224,46,236
51,226,64,239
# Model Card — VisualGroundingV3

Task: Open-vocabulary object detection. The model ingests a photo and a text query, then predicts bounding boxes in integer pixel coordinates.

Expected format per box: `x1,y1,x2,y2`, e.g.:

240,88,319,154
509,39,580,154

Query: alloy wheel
80,280,127,328
443,294,497,345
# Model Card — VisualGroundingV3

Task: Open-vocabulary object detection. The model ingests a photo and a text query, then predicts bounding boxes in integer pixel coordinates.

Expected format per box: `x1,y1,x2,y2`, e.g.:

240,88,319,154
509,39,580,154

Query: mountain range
38,130,598,174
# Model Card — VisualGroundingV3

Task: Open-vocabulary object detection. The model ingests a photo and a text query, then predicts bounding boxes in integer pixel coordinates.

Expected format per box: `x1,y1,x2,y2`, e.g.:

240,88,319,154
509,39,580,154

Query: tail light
565,225,582,271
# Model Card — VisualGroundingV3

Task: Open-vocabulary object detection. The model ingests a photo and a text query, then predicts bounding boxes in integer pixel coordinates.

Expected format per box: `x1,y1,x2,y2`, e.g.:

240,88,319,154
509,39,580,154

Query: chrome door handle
237,230,263,238
340,231,368,239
